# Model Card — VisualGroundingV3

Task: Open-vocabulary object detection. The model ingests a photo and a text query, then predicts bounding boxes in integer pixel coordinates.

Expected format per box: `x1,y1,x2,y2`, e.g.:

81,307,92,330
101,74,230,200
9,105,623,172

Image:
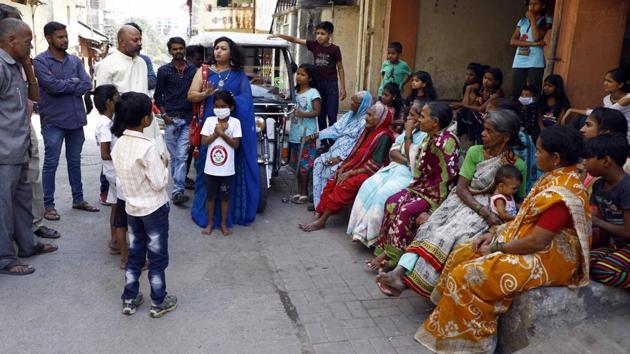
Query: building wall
356,0,387,95
254,0,276,32
553,0,630,109
413,0,524,100
321,5,359,110
273,4,359,110
2,0,80,55
382,0,419,97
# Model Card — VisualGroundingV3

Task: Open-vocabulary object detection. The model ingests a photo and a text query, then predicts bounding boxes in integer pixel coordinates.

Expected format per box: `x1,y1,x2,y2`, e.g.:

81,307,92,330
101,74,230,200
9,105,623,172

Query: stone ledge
497,282,629,353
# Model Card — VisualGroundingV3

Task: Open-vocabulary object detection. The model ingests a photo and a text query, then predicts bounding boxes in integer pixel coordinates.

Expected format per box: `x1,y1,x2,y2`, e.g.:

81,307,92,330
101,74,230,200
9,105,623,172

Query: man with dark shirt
270,21,346,146
33,22,97,221
155,37,196,205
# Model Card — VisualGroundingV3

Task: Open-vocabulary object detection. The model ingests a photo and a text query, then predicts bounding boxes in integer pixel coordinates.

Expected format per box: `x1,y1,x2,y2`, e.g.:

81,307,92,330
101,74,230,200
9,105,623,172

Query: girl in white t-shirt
563,67,630,141
200,91,242,236
490,165,523,223
87,84,127,268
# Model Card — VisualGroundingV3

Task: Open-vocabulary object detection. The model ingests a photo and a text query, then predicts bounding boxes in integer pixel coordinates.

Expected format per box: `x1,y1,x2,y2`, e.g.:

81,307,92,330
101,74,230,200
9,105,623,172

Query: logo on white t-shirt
210,145,228,166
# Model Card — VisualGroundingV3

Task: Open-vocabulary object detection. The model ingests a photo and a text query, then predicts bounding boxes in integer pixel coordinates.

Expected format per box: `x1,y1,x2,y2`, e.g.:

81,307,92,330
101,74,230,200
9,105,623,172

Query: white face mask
518,96,534,105
213,108,231,119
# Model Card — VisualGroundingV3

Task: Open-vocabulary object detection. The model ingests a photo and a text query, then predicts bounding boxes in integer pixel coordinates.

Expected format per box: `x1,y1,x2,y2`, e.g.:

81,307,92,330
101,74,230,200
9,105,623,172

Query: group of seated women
291,78,630,351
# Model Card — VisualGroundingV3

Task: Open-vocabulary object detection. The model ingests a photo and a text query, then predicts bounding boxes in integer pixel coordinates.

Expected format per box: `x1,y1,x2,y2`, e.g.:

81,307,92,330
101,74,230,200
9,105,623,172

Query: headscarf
340,101,394,171
319,90,373,141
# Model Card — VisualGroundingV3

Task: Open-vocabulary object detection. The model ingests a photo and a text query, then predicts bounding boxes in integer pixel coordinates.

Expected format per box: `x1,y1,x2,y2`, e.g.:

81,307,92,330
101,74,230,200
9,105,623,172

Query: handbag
189,64,210,157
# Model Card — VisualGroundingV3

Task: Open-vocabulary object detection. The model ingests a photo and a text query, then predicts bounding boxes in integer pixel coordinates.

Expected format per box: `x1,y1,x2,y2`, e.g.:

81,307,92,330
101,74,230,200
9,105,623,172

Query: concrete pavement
1,114,628,353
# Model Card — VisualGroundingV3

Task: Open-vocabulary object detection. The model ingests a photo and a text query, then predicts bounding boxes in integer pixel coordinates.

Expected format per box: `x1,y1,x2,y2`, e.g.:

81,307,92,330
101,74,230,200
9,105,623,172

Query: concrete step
497,282,629,353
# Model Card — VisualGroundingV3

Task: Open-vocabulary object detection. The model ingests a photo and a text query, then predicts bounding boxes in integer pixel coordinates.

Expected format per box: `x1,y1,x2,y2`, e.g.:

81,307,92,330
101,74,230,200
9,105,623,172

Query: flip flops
290,194,309,204
0,261,35,276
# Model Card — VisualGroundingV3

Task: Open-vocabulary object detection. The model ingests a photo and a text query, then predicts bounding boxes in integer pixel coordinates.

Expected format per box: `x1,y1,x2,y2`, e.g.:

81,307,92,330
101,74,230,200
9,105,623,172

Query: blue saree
191,69,259,227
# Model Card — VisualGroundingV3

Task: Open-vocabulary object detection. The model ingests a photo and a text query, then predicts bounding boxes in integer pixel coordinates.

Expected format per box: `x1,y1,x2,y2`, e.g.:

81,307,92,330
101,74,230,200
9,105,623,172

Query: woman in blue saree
188,37,258,229
310,91,372,209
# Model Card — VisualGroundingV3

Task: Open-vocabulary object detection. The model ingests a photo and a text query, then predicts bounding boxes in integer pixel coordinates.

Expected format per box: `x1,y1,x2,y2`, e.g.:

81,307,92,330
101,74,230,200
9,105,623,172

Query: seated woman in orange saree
300,102,394,232
416,126,591,354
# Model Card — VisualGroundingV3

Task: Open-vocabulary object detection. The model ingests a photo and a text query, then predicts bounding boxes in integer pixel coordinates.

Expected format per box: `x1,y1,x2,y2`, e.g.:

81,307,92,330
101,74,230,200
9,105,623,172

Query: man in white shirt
95,25,147,95
95,26,166,159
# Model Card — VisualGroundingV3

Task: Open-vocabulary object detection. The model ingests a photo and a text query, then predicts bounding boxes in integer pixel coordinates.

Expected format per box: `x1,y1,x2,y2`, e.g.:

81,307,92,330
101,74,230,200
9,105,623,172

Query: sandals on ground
291,194,309,204
72,201,100,212
0,261,35,276
44,208,60,221
18,243,58,258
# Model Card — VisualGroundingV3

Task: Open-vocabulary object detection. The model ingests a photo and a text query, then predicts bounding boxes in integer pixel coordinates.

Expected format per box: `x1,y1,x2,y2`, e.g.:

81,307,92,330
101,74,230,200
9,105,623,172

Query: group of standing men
0,2,204,275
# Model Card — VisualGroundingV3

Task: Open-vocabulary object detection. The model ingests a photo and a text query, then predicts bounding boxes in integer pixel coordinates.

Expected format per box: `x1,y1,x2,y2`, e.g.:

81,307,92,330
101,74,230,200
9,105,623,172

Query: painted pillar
383,0,420,96
384,0,420,70
553,0,630,109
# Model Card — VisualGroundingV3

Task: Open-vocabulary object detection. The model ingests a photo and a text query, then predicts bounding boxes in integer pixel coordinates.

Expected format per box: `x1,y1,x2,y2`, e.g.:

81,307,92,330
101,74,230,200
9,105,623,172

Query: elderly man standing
95,25,165,153
33,21,96,221
0,19,58,276
0,4,60,239
155,37,196,205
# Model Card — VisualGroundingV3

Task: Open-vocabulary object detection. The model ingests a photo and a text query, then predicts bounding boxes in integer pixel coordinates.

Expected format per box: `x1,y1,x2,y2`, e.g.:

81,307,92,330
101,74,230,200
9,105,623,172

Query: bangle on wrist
473,204,483,214
28,81,38,85
490,241,505,253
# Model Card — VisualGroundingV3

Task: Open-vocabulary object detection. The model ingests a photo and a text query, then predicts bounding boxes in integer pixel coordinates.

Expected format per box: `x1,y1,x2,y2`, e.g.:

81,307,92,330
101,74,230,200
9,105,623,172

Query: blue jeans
41,125,85,209
122,203,170,304
164,118,190,195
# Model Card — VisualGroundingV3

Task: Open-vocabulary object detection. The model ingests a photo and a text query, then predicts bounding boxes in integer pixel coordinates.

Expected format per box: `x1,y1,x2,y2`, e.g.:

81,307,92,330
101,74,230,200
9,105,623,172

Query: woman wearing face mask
188,36,258,228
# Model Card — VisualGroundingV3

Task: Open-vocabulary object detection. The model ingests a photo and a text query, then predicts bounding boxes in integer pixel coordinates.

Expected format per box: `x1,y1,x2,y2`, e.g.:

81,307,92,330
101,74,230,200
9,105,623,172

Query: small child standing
269,21,345,146
490,165,523,222
200,90,242,236
289,64,321,204
584,134,630,289
88,85,128,269
111,92,177,317
517,85,540,142
378,42,411,97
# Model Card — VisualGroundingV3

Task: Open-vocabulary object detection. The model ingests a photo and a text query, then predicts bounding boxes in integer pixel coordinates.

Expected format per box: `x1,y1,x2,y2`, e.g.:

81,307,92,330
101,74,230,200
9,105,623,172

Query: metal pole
252,0,256,33
31,6,37,53
189,2,193,39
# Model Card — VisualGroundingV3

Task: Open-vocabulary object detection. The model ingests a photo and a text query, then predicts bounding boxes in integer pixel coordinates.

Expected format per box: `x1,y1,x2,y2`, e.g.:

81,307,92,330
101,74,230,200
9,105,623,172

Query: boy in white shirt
200,91,242,236
111,92,177,318
89,85,129,268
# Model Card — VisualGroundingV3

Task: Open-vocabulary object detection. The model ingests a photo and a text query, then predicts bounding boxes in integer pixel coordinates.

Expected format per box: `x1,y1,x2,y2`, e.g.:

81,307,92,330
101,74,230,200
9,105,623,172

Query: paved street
0,115,434,354
1,116,628,354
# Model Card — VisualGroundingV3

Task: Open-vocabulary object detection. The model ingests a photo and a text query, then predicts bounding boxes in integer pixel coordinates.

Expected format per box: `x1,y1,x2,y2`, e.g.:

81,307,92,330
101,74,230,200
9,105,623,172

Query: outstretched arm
268,34,306,45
